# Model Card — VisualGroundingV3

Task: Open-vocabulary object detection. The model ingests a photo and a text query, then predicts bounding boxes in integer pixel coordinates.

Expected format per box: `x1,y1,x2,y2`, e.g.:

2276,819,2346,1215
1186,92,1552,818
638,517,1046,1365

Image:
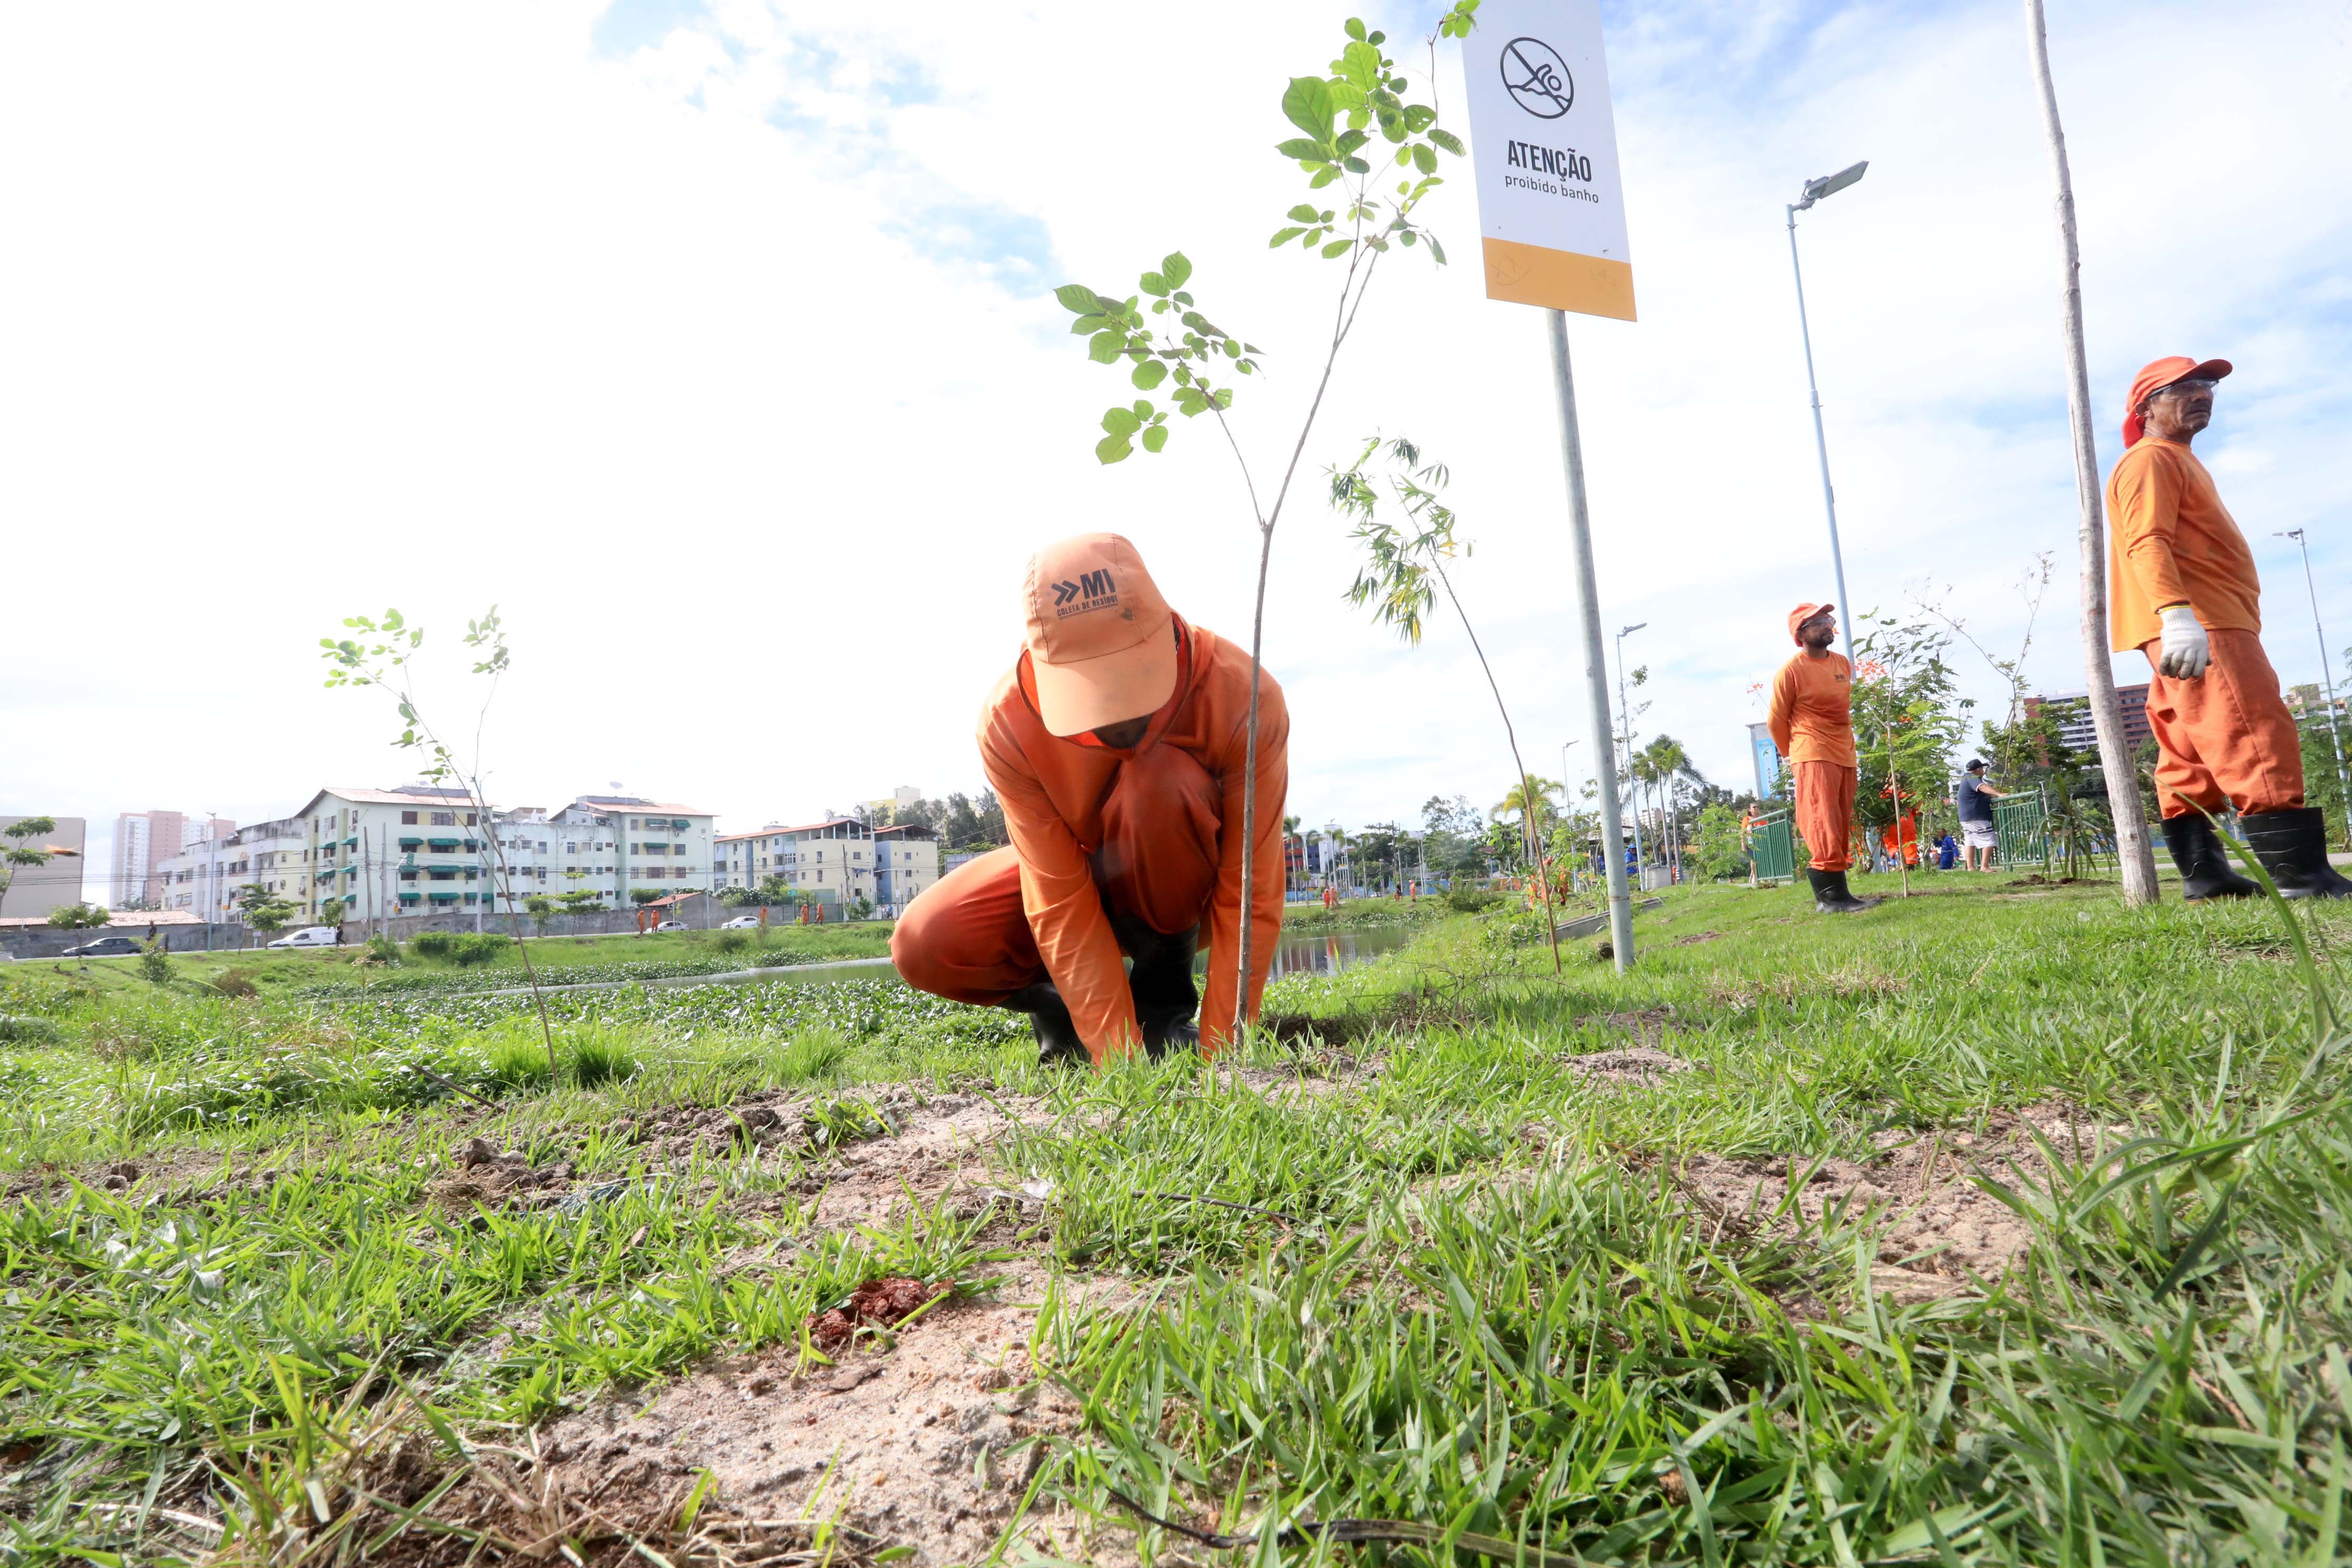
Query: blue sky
3,0,2346,889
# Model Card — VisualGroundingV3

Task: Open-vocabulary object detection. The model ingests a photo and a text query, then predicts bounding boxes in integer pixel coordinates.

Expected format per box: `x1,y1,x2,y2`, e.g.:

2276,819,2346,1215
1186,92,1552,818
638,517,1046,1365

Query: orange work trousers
2140,628,2305,818
1793,759,1856,872
891,744,1220,1007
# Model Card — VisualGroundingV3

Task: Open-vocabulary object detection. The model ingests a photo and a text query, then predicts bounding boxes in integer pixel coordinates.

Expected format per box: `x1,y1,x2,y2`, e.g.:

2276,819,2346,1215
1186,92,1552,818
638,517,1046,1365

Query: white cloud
3,0,2346,893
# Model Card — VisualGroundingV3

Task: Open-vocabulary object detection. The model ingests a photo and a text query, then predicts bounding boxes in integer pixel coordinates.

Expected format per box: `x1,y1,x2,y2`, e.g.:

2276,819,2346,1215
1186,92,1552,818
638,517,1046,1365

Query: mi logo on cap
1052,569,1119,617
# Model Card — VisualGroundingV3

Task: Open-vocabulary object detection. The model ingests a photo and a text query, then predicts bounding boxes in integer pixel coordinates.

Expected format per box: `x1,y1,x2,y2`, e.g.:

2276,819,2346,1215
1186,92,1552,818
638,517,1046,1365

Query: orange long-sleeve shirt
977,616,1287,1057
2106,438,2261,652
1767,650,1857,767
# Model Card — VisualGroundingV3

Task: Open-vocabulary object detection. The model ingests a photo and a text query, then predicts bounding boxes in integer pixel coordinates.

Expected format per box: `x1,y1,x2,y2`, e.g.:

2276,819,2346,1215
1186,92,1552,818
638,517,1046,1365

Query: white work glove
2157,605,2210,680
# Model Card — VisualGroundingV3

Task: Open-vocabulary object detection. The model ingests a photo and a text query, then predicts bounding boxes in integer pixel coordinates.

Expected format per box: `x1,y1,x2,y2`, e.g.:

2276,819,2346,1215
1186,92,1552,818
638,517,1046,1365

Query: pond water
514,922,1417,998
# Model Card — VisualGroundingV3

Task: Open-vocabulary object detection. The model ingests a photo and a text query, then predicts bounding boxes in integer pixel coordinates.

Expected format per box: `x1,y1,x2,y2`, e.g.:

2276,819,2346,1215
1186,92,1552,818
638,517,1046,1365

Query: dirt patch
1669,1102,2129,1303
1564,1047,1700,1085
530,1282,1118,1565
1261,988,1476,1045
1706,964,1906,1011
809,1277,953,1351
1595,1006,1681,1048
1670,930,1726,947
2005,873,2111,887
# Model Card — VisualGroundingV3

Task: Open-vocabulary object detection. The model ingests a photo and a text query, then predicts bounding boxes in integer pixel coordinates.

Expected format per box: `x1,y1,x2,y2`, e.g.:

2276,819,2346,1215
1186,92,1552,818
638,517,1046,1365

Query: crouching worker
1768,602,1878,914
2109,357,2349,899
891,534,1288,1065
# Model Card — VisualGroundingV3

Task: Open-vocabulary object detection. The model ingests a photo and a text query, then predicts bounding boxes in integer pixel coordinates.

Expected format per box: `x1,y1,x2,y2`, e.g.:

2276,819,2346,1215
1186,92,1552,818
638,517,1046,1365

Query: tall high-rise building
110,809,198,907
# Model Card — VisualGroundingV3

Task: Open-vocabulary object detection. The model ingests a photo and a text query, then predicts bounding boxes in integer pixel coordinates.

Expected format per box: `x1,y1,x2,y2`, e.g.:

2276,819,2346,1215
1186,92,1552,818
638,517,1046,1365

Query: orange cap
1788,602,1834,644
2122,356,2231,447
1022,533,1178,737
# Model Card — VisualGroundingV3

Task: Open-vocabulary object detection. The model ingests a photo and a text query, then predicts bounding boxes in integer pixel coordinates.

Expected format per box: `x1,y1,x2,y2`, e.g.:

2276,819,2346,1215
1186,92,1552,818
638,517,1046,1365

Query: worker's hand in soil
2157,605,2210,679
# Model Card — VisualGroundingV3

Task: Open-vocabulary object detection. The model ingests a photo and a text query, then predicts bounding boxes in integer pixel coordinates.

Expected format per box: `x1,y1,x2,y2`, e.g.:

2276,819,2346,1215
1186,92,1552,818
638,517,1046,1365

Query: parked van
267,926,340,949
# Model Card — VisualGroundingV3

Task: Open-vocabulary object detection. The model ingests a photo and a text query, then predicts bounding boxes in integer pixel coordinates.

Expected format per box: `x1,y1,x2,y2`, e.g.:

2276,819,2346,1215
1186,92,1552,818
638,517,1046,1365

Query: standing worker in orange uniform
891,534,1289,1065
2109,358,2349,899
1768,603,1878,914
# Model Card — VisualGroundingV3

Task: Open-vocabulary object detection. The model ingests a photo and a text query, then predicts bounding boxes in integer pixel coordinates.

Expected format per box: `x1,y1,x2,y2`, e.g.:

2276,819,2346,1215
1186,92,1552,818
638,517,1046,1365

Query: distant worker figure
1952,759,2009,872
891,534,1288,1066
2109,358,2348,899
1767,603,1878,914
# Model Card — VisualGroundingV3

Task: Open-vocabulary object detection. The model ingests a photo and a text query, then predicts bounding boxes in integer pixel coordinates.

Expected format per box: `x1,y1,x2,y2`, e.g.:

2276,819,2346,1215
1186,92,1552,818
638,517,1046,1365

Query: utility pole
1786,161,1866,627
1615,623,1648,882
2279,527,2351,847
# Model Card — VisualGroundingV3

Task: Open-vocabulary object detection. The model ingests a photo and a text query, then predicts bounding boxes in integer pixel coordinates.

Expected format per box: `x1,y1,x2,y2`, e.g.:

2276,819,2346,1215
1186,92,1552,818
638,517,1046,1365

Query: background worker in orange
890,534,1289,1065
1768,603,1878,914
2109,358,2349,899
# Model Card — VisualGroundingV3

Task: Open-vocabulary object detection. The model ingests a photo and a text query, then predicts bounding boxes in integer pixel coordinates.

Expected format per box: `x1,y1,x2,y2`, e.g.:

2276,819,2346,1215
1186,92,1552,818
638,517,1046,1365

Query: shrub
711,930,750,956
1443,889,1500,914
212,968,258,998
410,932,456,960
138,941,172,984
0,1014,64,1045
365,933,400,965
449,933,511,968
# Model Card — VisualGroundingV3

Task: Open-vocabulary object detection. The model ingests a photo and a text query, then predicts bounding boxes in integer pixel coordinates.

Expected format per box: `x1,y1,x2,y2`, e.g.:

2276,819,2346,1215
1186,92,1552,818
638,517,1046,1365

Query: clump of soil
2004,873,2111,887
1596,1007,1680,1048
808,1277,952,1350
1565,1047,1699,1085
1671,930,1726,947
1707,964,1906,1011
1668,1102,2128,1303
425,1139,573,1212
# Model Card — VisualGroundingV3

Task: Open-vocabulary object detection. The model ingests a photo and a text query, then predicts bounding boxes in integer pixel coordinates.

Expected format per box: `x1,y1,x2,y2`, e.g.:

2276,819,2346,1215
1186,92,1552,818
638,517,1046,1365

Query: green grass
3,876,2349,1562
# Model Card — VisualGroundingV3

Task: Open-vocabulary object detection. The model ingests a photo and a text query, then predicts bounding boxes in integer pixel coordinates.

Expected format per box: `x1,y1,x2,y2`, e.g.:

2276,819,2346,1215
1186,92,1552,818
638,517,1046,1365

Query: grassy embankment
2,877,2349,1563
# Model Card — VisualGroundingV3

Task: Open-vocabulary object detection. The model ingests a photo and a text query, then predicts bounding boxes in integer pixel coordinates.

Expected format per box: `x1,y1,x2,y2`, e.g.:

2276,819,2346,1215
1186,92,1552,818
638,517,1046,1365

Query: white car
650,919,684,932
720,915,764,929
267,926,340,948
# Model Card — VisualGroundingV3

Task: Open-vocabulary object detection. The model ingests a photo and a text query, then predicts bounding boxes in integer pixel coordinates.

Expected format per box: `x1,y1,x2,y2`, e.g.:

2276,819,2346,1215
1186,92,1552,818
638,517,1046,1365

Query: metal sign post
1462,0,1638,967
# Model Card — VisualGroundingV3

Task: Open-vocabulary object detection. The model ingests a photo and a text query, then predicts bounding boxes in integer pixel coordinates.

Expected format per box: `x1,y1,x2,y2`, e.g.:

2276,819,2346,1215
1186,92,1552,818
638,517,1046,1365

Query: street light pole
1615,623,1647,881
1786,161,1867,626
1557,739,1579,891
2279,527,2351,847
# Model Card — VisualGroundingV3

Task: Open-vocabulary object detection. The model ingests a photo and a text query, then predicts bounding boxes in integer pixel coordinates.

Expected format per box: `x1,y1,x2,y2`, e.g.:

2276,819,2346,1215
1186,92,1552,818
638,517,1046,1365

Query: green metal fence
1993,792,2050,871
1748,808,1797,885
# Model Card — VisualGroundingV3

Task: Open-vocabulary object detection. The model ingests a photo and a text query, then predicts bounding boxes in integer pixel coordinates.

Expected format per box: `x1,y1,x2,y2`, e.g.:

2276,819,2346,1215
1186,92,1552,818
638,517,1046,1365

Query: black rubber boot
1808,867,1879,914
2160,815,2259,900
1003,982,1089,1066
2242,808,2352,899
1116,917,1201,1059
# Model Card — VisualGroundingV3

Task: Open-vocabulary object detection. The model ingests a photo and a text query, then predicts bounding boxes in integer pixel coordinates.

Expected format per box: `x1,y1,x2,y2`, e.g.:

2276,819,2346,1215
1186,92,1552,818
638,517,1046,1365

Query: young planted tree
1,817,57,907
44,902,110,931
320,607,561,1079
1052,7,1479,1033
1848,617,1971,874
1331,435,1564,972
2023,0,2160,906
233,884,297,939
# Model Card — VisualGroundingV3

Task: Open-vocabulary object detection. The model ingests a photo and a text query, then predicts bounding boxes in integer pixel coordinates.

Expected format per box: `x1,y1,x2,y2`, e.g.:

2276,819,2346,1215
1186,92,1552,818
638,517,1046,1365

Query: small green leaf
1142,424,1169,453
1281,76,1335,139
1096,433,1134,465
1413,143,1437,175
1132,360,1167,390
1087,331,1124,364
1269,226,1308,248
1139,270,1168,297
1344,155,1370,173
1428,128,1466,156
1160,252,1191,289
1287,203,1320,223
1340,40,1383,88
1172,290,1193,305
1309,166,1339,188
1405,103,1436,132
1428,234,1448,266
1345,16,1366,40
1321,238,1353,259
1399,230,1418,246
1053,283,1102,313
1336,128,1368,154
1101,405,1141,437
1131,398,1155,418
1276,137,1330,162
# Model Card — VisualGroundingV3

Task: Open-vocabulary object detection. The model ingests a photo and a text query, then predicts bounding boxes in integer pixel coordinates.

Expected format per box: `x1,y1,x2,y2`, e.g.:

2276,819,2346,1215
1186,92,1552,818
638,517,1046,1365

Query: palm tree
1633,737,1709,878
1282,814,1302,895
1494,776,1563,870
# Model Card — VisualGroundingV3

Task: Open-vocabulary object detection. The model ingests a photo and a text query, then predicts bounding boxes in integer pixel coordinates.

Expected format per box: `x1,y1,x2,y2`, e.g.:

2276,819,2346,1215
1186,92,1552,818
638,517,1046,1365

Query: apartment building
2025,684,2154,755
711,818,875,905
873,823,939,909
155,816,305,921
544,796,714,909
109,810,200,908
0,815,87,920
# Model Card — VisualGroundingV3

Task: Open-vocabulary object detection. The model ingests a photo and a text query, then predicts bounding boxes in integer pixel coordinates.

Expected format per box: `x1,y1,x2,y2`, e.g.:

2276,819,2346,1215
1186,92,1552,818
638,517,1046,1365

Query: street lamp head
1620,622,1648,636
2276,529,2305,542
1794,160,1868,211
